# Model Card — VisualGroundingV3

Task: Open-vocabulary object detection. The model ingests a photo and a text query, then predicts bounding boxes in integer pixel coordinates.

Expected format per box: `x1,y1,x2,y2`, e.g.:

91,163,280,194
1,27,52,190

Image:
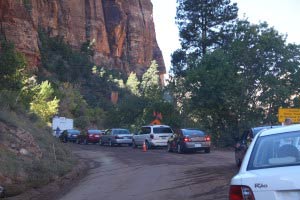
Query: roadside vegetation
0,0,300,196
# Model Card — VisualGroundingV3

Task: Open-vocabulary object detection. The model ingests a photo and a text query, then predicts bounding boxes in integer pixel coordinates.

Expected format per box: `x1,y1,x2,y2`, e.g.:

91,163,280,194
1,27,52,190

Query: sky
151,0,300,75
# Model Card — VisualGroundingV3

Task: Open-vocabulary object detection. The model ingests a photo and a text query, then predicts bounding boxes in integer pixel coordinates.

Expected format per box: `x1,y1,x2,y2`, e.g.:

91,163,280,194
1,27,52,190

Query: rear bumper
115,139,132,144
87,138,100,143
184,142,210,149
150,140,168,146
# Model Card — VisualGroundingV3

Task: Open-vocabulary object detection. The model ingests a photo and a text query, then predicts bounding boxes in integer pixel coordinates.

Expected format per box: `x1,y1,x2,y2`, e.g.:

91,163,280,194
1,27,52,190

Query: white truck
52,116,74,137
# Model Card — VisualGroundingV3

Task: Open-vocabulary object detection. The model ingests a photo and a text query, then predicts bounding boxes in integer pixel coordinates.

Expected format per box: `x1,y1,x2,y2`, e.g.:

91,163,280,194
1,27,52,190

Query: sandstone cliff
0,0,165,77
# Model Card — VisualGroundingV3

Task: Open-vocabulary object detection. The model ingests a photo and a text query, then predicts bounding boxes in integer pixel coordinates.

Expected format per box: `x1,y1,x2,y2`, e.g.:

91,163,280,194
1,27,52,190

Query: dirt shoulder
4,157,88,200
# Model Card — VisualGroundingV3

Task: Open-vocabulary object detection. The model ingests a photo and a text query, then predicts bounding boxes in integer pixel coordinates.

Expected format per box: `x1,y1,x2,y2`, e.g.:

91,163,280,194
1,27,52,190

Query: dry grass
0,108,76,197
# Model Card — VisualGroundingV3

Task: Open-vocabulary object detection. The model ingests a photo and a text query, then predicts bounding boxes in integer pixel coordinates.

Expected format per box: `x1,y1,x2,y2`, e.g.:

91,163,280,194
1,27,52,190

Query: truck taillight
229,185,255,200
150,134,154,139
205,135,211,142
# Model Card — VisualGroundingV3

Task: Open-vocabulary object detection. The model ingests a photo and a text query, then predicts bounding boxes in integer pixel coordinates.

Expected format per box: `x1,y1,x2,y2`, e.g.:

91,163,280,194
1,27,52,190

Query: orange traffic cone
142,141,147,152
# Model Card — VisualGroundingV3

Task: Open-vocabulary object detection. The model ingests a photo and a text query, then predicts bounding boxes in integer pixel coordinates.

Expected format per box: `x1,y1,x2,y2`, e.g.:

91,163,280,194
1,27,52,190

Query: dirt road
55,144,238,200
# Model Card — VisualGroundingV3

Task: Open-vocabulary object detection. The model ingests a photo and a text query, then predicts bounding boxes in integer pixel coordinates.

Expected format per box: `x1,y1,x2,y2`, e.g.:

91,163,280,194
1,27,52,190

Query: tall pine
176,0,238,57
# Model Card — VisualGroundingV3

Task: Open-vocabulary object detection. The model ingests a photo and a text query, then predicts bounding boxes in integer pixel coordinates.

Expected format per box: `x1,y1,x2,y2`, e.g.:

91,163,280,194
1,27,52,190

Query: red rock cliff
0,0,165,77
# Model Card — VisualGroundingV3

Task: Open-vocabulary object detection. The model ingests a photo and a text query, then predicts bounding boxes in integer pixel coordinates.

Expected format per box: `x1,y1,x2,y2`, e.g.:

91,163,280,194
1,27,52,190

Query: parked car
167,128,211,153
229,124,300,200
132,125,173,149
99,128,132,146
59,129,81,143
234,125,281,167
77,129,104,144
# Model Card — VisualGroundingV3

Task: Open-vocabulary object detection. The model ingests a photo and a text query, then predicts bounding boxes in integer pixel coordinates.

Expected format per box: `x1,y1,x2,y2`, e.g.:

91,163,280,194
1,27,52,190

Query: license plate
195,144,202,147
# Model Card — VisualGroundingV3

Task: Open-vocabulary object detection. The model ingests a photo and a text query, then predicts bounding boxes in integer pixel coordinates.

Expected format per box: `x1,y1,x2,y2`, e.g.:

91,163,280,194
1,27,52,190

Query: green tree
0,40,26,90
185,20,300,146
126,72,140,96
30,81,59,123
176,0,238,57
226,20,300,124
141,60,162,99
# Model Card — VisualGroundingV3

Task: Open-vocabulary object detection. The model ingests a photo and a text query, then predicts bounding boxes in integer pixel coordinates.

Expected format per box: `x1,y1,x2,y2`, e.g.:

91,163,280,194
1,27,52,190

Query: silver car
100,128,132,146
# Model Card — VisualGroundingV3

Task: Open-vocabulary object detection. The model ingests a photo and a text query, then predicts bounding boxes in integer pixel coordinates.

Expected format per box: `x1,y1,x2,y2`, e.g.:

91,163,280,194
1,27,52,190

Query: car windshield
182,129,205,136
251,125,281,137
248,131,300,170
153,127,173,134
113,129,130,135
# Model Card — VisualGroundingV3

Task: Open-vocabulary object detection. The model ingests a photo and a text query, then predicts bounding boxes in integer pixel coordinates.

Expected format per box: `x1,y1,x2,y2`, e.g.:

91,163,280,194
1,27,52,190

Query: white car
229,124,300,200
132,125,173,149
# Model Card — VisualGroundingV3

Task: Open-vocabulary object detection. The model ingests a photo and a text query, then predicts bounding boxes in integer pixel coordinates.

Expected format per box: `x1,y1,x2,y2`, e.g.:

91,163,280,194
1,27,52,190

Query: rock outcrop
0,0,165,77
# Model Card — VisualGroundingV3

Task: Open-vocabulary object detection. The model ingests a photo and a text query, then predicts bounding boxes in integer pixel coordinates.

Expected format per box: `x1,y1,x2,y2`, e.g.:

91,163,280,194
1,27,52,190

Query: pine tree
141,60,161,98
176,0,238,57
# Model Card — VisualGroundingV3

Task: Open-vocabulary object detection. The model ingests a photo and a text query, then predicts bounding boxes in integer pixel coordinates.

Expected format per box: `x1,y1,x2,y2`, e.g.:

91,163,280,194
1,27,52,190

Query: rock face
0,0,165,77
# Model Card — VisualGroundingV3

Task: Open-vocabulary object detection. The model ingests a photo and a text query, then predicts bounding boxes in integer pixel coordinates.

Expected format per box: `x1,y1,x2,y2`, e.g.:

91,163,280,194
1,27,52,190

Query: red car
77,129,104,144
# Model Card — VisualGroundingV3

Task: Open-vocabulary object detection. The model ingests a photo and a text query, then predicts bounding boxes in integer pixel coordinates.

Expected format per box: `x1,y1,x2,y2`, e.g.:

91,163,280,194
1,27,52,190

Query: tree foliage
183,20,300,146
176,0,238,57
0,40,26,90
30,81,59,123
141,60,162,99
126,72,140,96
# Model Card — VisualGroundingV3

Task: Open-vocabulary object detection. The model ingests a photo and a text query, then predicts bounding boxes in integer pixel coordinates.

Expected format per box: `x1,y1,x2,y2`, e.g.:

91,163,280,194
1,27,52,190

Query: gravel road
54,144,238,200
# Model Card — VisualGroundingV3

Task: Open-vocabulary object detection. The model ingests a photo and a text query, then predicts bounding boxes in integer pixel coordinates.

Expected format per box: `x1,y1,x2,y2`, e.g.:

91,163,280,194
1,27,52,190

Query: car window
153,127,173,134
140,127,151,134
247,131,300,170
182,129,205,136
113,129,130,135
105,130,111,135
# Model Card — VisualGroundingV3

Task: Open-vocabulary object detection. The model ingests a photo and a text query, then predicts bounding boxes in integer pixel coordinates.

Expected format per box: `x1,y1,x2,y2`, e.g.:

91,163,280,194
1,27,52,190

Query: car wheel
167,143,172,152
204,147,210,153
132,140,137,148
177,143,183,154
109,140,114,147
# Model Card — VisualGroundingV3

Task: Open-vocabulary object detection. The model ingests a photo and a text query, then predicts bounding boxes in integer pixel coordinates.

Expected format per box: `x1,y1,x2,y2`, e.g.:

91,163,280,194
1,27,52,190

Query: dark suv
234,125,281,167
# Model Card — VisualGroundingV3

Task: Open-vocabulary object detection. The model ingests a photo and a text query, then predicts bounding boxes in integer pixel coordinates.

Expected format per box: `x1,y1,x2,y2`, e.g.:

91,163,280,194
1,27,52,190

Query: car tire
204,147,210,153
167,143,172,152
177,143,183,154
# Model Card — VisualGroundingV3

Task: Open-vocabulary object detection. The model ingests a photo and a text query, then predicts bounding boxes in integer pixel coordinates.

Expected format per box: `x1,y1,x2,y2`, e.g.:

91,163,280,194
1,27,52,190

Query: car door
101,129,111,143
133,129,144,145
134,127,150,145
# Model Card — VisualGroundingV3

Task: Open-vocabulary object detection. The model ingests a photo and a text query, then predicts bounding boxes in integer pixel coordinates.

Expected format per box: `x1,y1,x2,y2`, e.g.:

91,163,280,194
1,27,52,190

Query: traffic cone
142,141,147,152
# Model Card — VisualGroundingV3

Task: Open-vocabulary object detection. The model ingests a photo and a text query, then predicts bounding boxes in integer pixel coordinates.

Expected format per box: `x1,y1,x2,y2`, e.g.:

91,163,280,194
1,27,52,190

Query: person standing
283,118,293,126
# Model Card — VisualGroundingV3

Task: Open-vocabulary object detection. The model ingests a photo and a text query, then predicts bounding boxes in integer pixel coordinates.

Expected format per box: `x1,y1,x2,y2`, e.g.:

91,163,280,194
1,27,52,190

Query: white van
132,125,173,149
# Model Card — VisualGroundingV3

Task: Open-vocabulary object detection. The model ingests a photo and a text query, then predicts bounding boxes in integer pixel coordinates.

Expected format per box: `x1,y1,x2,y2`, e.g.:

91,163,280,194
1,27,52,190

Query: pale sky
151,0,300,74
